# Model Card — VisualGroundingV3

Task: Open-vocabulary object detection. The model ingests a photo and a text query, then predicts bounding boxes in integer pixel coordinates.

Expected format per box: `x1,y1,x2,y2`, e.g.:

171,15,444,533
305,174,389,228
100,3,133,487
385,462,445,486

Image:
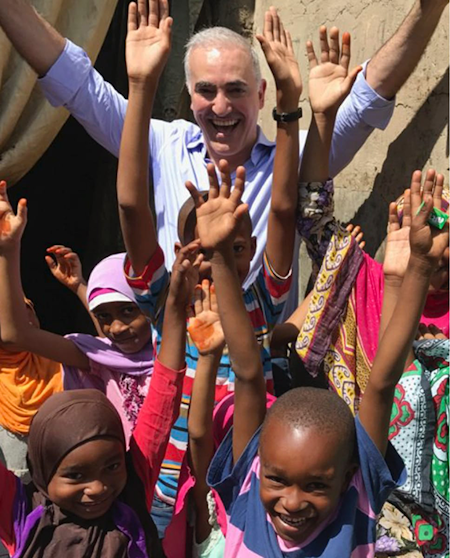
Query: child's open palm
188,280,225,355
307,27,362,116
256,8,302,100
126,0,172,84
186,160,249,251
409,170,449,266
383,188,412,280
0,181,27,253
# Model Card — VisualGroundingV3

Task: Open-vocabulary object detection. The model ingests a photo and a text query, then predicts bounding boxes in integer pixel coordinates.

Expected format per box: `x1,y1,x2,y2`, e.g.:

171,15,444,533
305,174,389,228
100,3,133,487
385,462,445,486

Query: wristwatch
272,107,302,122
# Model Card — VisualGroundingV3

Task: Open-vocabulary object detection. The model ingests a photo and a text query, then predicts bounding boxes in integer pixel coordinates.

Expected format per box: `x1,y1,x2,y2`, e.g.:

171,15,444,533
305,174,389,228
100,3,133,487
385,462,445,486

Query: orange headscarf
0,346,63,435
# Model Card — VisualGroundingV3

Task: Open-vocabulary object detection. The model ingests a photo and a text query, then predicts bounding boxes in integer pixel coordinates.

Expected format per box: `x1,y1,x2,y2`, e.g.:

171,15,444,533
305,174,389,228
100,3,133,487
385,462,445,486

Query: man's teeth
280,514,307,527
211,119,238,127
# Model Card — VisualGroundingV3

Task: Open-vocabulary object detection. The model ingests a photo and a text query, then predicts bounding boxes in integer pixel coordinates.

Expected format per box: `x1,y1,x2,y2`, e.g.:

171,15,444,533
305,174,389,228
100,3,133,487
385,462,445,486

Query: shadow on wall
352,67,449,257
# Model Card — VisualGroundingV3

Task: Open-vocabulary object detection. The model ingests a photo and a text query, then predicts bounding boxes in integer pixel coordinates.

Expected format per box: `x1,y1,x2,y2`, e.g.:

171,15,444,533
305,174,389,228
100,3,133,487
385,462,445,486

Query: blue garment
208,416,406,557
38,40,395,317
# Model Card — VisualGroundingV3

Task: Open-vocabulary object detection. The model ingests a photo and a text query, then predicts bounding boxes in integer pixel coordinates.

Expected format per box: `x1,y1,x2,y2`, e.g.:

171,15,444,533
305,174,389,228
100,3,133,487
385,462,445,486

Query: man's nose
212,90,231,116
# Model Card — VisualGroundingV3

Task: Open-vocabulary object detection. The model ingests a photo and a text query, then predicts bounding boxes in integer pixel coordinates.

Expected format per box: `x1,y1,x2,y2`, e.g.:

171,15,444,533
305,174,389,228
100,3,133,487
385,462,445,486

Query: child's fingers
127,2,138,32
0,180,10,204
17,199,27,225
45,255,57,272
263,9,274,42
279,20,288,47
286,30,294,54
159,0,169,20
359,240,366,250
230,166,246,205
210,284,219,314
433,173,444,211
422,169,436,203
409,170,423,215
270,7,280,43
319,26,330,63
328,27,340,65
343,65,362,93
340,32,351,71
194,284,203,316
402,189,412,228
388,201,400,232
346,223,354,233
234,203,250,225
201,279,211,312
306,40,318,69
207,163,220,199
415,194,434,227
185,181,204,207
218,160,231,198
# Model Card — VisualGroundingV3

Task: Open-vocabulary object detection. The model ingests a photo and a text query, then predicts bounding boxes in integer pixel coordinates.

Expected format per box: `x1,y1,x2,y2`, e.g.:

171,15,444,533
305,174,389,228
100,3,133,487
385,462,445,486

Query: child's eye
121,306,137,317
307,482,328,492
64,472,84,481
107,462,121,472
233,245,244,254
94,313,109,322
266,475,287,486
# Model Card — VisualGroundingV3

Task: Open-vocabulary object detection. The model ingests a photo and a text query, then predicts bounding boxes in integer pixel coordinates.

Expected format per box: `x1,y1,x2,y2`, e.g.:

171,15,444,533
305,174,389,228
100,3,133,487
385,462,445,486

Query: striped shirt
208,416,405,557
125,246,292,503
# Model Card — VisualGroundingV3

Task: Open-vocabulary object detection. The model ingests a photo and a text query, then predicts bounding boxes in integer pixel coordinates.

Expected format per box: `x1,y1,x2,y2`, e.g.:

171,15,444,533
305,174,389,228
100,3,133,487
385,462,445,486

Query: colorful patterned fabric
126,246,291,504
380,339,449,557
208,416,405,557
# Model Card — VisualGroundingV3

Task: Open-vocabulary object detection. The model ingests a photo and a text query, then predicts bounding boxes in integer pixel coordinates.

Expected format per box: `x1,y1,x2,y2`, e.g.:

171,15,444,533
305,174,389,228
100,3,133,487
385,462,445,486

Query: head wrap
27,389,124,494
87,253,136,312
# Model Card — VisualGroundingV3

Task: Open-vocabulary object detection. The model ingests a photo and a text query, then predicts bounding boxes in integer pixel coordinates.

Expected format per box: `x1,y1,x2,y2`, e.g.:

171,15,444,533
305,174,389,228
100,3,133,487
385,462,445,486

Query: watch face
272,107,302,122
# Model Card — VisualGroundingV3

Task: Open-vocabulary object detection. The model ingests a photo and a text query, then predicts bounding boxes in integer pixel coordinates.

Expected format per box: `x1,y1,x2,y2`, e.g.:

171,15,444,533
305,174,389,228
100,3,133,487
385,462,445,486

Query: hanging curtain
0,0,118,186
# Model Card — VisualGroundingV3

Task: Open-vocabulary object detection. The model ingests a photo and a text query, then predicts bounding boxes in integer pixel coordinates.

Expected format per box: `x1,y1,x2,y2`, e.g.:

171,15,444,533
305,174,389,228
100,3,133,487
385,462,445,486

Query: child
190,145,449,555
0,183,199,557
116,2,303,531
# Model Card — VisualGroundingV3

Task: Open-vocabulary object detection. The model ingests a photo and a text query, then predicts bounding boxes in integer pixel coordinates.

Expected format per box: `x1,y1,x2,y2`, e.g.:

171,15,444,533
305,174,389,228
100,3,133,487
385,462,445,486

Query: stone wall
253,0,449,294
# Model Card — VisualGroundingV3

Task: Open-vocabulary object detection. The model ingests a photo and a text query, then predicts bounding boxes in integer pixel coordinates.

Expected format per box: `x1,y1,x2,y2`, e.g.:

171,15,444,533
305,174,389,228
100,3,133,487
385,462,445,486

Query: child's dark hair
178,191,253,245
261,387,357,464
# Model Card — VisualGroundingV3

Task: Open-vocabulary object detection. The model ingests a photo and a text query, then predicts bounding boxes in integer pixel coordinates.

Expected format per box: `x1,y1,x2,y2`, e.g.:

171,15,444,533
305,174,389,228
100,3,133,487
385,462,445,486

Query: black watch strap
272,107,302,122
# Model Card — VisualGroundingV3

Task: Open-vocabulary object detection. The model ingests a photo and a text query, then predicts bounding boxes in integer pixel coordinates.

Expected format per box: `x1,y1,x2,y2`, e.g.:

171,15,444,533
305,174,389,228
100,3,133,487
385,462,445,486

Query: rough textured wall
253,0,449,293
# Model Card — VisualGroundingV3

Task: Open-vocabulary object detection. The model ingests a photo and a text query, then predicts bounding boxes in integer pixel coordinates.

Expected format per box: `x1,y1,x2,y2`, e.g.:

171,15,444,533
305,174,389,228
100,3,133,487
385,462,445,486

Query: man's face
188,46,266,169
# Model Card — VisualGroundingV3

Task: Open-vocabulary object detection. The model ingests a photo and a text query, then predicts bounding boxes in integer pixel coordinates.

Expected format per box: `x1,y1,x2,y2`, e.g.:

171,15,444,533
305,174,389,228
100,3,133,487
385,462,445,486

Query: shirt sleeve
208,427,260,517
129,358,186,511
0,461,18,554
329,60,395,177
124,245,170,324
355,415,406,514
255,253,293,332
38,39,174,161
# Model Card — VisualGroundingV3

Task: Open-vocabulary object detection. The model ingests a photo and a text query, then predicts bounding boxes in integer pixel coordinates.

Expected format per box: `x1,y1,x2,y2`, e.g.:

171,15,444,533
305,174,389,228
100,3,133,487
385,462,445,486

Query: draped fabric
0,0,118,185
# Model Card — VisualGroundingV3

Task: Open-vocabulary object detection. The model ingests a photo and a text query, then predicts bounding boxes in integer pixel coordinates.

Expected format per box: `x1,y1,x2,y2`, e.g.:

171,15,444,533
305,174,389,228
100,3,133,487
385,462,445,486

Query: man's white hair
184,27,262,93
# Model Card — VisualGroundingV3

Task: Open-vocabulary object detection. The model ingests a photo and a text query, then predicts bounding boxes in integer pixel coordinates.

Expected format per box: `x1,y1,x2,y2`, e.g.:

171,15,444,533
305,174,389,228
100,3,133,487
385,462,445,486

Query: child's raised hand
45,245,86,293
346,223,366,250
169,241,203,306
186,160,249,252
383,188,412,281
306,27,362,116
409,170,449,268
188,280,225,355
126,0,172,85
256,7,302,105
0,181,27,254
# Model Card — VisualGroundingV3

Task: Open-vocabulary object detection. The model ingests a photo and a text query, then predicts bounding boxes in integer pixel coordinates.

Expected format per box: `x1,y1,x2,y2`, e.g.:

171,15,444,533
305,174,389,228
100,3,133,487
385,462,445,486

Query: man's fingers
270,7,280,42
306,40,318,69
148,0,158,27
138,0,149,26
340,31,351,71
159,0,169,20
263,9,274,42
128,2,138,32
319,26,330,63
328,27,340,65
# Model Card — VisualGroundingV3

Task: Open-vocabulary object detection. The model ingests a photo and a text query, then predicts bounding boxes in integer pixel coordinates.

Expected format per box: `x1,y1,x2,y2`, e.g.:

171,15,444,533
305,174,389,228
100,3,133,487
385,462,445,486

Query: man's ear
259,79,267,109
174,242,182,255
250,236,257,261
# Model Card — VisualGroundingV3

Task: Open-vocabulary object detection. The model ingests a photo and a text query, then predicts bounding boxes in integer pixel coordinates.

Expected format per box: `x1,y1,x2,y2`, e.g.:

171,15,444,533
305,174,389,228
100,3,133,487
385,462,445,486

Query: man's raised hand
307,27,362,116
126,0,172,85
